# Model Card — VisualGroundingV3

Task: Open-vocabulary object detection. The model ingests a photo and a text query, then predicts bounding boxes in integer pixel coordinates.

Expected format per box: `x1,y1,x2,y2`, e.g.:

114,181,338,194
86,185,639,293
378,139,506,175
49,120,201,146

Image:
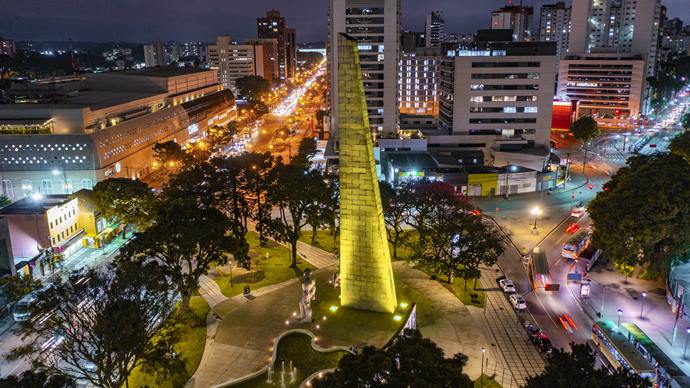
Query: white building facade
328,0,400,135
208,36,274,94
538,2,571,59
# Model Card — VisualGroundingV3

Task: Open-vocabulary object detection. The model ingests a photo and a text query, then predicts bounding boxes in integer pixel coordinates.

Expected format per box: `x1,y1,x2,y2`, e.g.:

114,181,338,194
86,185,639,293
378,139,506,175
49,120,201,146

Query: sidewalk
568,259,690,377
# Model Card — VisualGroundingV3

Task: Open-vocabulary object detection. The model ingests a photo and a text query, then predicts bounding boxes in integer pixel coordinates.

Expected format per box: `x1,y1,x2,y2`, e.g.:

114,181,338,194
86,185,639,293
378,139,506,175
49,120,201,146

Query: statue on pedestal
298,268,316,323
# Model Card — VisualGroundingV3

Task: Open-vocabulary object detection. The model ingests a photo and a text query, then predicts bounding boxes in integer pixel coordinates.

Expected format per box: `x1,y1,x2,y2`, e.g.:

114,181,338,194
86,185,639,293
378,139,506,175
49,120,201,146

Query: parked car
510,294,527,310
535,332,553,353
13,293,36,322
499,278,516,293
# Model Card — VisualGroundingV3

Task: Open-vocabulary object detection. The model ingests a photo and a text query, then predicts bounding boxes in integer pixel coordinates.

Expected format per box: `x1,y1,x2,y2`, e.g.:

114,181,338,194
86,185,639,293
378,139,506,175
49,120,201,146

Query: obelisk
337,33,397,313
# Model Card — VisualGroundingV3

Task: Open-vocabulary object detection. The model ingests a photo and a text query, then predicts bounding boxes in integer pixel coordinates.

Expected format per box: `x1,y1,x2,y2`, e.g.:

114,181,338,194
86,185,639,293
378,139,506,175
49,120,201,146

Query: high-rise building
424,11,445,48
208,36,275,94
143,42,167,67
257,10,297,81
329,0,401,136
538,2,571,58
258,38,281,82
399,48,441,116
180,42,208,62
438,40,556,170
569,0,663,80
491,5,534,42
558,53,645,126
0,37,16,57
401,31,425,53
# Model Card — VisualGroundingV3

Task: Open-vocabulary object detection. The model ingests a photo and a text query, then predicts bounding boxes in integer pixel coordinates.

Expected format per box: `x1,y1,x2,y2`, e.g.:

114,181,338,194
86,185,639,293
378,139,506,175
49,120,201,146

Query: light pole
640,291,647,319
600,285,606,317
480,347,485,388
685,327,690,359
617,309,623,329
531,206,542,234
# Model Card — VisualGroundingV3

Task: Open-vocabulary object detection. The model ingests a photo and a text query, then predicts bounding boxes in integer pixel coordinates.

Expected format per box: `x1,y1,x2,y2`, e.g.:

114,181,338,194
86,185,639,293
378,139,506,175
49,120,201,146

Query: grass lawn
297,229,417,262
474,374,503,388
448,277,486,308
230,333,348,388
127,295,210,388
215,232,315,297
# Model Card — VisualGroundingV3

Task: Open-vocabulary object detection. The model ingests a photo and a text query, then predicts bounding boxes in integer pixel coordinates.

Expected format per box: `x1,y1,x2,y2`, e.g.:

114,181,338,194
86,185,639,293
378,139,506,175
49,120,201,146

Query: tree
243,152,276,247
236,75,270,101
405,182,460,260
207,121,238,149
0,370,75,387
570,116,600,173
380,182,411,259
266,164,331,267
682,112,690,130
526,343,649,388
122,200,237,311
0,196,10,208
291,137,317,169
93,178,155,235
314,329,472,388
412,188,505,283
152,140,187,169
670,130,690,162
588,154,690,277
9,261,181,388
0,275,41,304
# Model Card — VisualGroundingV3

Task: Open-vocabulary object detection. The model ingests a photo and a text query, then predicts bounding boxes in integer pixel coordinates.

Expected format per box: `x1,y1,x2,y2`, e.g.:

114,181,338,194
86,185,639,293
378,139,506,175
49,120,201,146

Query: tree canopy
588,154,690,276
236,75,270,101
92,178,155,232
570,116,600,171
526,343,649,388
670,130,690,162
10,262,181,388
380,182,411,259
314,329,472,388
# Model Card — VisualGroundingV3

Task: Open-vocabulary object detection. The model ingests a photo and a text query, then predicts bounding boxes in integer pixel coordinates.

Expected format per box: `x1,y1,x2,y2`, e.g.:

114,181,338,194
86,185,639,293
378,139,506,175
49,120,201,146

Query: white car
570,207,585,218
510,294,527,310
499,278,516,293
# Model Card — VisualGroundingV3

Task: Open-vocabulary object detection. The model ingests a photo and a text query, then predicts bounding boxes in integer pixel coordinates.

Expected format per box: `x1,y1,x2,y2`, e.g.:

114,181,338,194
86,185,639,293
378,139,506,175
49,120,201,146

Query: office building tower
329,0,401,135
180,42,208,62
425,11,445,48
0,37,16,57
259,38,281,82
401,31,425,53
143,42,167,67
208,36,275,94
257,10,297,81
538,2,571,58
0,68,235,201
569,0,663,80
438,40,556,170
491,5,534,42
558,53,645,126
399,48,441,116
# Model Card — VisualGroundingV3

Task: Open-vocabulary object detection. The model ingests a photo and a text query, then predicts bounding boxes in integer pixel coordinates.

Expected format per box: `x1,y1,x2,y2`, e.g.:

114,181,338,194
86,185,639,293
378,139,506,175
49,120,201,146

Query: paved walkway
198,275,228,309
296,241,337,268
479,266,545,386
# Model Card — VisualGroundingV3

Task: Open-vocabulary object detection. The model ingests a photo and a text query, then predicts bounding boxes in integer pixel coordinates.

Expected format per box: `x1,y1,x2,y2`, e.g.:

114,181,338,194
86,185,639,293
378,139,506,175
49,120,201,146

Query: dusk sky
1,0,689,43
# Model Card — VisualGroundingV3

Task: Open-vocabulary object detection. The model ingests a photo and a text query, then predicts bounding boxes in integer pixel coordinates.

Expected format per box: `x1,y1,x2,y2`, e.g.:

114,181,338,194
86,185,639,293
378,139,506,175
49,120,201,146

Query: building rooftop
0,195,72,215
119,66,209,78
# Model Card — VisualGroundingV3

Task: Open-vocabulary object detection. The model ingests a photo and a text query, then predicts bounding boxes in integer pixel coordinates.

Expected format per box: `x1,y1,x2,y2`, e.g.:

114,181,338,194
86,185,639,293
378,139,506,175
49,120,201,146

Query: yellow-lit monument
337,33,397,313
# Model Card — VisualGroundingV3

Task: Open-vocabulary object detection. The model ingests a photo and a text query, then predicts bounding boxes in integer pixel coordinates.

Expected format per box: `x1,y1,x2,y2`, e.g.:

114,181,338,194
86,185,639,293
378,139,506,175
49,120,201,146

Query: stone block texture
337,33,397,313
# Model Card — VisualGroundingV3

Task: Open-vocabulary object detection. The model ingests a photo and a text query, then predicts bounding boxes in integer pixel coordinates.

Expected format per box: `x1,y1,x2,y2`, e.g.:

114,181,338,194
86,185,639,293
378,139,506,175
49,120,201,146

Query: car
498,278,516,293
649,144,657,148
570,207,585,218
13,293,36,322
535,332,553,353
510,294,527,310
566,223,580,234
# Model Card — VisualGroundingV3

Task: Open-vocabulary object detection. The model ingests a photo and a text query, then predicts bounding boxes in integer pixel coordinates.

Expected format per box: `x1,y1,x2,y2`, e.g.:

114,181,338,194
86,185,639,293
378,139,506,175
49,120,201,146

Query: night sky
1,0,689,43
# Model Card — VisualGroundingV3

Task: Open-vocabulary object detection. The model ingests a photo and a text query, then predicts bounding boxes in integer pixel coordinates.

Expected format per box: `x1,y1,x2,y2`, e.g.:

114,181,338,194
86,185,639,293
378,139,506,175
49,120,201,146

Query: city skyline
1,0,688,43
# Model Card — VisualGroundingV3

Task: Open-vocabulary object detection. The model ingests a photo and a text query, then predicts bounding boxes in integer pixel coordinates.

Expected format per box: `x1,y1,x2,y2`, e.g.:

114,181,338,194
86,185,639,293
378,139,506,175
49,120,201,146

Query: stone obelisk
337,33,397,313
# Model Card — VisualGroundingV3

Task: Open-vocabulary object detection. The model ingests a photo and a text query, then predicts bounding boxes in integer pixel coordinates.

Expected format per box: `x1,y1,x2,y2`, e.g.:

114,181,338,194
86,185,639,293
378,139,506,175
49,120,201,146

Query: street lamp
640,291,647,318
531,206,542,234
480,347,485,388
685,327,690,359
617,309,623,329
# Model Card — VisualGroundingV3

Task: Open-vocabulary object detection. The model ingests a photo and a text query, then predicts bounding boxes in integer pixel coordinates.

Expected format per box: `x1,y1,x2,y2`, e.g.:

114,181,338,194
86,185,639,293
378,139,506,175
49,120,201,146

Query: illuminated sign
188,123,199,134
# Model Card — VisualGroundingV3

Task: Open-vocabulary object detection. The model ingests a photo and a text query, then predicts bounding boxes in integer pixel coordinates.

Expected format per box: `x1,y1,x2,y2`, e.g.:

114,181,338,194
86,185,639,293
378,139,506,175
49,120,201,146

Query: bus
591,321,656,381
623,323,690,388
561,231,591,259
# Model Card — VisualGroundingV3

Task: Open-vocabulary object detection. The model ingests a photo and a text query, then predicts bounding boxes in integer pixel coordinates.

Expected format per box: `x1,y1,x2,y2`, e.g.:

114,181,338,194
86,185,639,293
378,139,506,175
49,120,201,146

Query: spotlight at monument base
399,302,409,309
292,312,297,317
322,316,327,321
393,314,403,322
285,320,289,326
329,305,338,313
315,325,320,329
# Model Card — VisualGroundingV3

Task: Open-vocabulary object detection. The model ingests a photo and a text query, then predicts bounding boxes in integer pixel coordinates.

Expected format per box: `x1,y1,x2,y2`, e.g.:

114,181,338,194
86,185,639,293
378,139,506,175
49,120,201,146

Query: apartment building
424,11,445,48
208,36,275,93
398,49,441,116
491,5,534,42
329,0,401,135
143,42,167,67
257,10,297,81
538,2,571,59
